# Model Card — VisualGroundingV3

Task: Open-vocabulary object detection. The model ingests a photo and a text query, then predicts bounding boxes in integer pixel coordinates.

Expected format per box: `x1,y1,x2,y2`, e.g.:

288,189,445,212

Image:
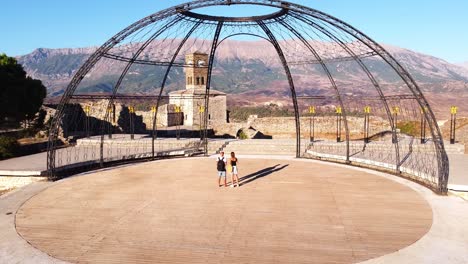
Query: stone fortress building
167,52,227,127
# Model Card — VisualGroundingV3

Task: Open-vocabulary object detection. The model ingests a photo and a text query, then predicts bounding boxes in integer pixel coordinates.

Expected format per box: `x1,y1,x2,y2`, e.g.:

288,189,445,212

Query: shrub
397,121,420,137
238,130,249,140
229,105,294,121
0,136,19,160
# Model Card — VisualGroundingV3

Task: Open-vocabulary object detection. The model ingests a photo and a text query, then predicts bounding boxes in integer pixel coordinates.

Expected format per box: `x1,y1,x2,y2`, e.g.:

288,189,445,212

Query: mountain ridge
17,41,468,91
16,40,468,117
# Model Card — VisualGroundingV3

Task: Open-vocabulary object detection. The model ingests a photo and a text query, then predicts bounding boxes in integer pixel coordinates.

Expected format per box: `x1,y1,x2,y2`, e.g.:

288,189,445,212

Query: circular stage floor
16,158,432,264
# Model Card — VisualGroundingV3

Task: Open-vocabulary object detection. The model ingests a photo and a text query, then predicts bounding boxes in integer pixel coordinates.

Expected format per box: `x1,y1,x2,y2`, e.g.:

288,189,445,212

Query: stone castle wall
64,100,179,134
212,116,390,139
169,94,227,127
76,99,226,132
207,96,227,125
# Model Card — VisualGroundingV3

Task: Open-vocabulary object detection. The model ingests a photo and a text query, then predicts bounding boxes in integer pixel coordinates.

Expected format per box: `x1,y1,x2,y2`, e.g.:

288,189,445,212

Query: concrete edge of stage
0,156,467,264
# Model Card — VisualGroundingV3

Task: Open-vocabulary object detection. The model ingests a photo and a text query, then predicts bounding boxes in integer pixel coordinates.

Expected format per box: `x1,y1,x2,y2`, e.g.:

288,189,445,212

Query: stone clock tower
184,52,208,90
168,52,226,127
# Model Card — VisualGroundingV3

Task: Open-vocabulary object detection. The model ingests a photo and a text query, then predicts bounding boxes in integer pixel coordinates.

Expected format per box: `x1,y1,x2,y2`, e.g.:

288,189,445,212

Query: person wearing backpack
216,151,227,187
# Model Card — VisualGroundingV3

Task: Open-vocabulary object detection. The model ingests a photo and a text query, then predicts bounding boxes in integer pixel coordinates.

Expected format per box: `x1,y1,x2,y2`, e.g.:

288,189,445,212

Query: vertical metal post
309,106,315,142
107,106,113,139
450,106,458,144
450,114,455,144
129,106,135,140
336,107,342,142
151,106,156,158
312,114,315,143
392,106,399,144
199,105,204,140
366,114,369,143
309,116,312,142
85,105,90,138
175,105,181,140
364,106,370,143
203,21,224,156
364,114,368,143
420,107,427,144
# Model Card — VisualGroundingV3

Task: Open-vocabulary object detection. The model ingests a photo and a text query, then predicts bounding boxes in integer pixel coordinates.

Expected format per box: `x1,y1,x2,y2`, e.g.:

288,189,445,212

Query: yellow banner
450,106,458,114
364,106,371,114
309,106,315,114
336,107,342,114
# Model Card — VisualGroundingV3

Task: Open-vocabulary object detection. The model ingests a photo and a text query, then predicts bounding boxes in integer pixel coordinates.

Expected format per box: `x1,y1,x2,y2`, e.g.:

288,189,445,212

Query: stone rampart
212,116,390,139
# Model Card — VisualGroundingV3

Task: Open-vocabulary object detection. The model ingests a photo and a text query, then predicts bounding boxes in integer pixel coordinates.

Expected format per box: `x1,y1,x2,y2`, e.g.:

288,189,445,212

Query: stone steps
206,140,232,154
221,139,308,155
75,137,464,155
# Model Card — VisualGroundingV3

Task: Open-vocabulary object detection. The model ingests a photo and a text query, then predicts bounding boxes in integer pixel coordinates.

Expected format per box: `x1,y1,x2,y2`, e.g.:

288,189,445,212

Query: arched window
201,77,205,85
196,77,200,85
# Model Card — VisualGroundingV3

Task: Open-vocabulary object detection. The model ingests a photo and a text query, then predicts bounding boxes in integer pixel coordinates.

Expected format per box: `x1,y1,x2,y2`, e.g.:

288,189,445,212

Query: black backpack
217,157,225,171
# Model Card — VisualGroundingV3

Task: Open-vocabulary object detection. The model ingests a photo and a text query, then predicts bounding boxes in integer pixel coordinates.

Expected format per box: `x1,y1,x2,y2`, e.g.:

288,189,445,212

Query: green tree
0,53,47,125
0,136,19,159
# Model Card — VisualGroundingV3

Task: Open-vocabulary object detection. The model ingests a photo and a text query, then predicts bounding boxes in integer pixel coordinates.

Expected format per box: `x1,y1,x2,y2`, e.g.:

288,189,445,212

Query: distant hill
16,40,468,118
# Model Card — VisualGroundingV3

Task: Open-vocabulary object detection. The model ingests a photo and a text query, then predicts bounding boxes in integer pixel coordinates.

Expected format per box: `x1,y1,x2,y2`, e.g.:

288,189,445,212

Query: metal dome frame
47,0,449,193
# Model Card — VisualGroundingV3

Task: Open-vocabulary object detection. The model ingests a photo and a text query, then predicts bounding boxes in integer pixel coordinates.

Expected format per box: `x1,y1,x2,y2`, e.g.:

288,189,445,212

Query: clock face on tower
187,60,194,65
197,60,205,66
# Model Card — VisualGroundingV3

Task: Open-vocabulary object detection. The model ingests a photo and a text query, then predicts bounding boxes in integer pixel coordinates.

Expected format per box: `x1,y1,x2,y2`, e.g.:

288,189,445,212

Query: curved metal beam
101,53,189,67
203,21,225,154
287,6,448,193
216,33,273,48
256,20,301,158
289,51,377,65
276,18,350,160
288,12,400,170
179,7,288,22
150,20,203,157
46,7,182,177
98,16,183,167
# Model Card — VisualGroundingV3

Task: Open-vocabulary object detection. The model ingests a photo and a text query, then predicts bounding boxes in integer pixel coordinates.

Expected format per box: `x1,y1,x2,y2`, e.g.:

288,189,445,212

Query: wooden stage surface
16,158,432,264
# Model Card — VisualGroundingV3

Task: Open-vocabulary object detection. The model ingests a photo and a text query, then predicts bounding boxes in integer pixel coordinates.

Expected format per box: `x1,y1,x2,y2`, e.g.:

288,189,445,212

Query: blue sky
1,0,467,63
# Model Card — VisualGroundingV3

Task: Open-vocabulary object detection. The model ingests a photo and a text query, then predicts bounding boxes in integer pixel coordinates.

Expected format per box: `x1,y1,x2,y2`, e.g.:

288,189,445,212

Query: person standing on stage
216,151,227,187
229,152,240,187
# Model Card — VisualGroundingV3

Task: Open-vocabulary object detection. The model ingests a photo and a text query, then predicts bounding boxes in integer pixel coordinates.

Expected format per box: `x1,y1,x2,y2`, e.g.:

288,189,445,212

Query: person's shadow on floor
239,164,289,186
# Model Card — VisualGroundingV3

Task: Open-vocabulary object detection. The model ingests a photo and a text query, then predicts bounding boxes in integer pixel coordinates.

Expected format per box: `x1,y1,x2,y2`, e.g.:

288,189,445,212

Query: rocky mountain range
16,40,468,118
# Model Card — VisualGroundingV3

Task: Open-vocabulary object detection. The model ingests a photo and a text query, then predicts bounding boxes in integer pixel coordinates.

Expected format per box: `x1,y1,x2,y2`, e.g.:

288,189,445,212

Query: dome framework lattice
47,0,449,194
